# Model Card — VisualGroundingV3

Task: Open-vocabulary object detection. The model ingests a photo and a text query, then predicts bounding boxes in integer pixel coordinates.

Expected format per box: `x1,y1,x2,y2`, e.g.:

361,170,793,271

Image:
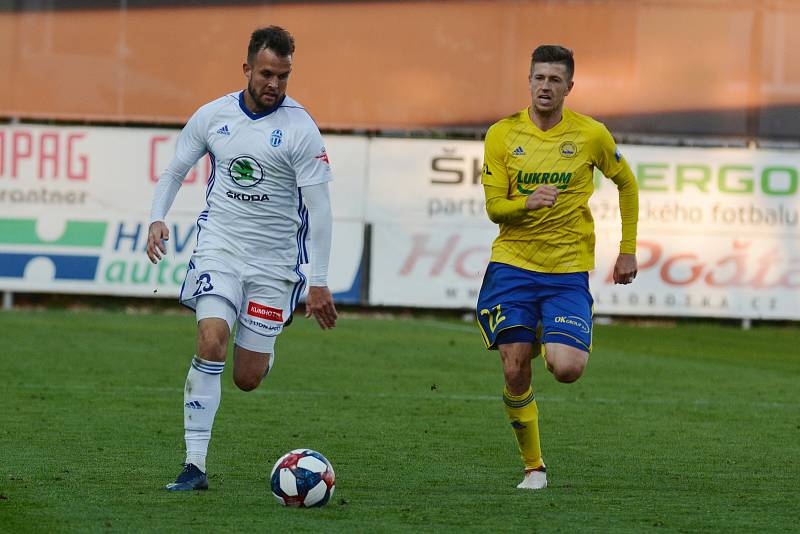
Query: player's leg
498,332,547,490
542,343,588,383
232,337,275,391
476,262,546,489
232,263,304,391
539,272,593,383
167,293,237,491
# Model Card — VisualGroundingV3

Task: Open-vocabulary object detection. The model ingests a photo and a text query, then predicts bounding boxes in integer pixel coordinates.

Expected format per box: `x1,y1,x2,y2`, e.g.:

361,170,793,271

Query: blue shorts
476,262,593,352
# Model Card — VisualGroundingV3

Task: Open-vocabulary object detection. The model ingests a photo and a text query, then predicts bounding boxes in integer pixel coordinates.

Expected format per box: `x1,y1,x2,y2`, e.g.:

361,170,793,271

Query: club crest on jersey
228,155,264,188
270,129,283,147
559,141,578,159
247,301,283,322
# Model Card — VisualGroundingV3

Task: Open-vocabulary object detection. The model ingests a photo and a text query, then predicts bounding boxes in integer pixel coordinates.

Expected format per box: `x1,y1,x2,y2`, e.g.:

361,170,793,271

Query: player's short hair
530,45,574,80
248,26,295,63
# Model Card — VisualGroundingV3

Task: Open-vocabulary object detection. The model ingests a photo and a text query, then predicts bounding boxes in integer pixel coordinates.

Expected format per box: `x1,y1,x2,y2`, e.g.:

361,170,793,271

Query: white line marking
6,383,795,409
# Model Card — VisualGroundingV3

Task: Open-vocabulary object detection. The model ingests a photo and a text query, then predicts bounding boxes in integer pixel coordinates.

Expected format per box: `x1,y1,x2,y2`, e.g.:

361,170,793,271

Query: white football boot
516,465,547,490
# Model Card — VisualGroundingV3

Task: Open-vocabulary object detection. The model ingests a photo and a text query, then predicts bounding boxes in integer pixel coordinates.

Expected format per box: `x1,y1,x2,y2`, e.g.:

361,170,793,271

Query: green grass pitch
1,309,798,532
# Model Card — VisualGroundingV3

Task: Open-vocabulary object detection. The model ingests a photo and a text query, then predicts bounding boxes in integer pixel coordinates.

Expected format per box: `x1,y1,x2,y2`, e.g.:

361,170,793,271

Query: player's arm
483,185,559,223
597,127,639,284
482,124,558,224
291,119,337,330
146,111,209,264
300,182,337,330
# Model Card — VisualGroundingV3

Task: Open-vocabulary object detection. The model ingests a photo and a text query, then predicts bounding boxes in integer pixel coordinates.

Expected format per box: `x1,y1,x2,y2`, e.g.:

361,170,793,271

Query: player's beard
247,82,281,113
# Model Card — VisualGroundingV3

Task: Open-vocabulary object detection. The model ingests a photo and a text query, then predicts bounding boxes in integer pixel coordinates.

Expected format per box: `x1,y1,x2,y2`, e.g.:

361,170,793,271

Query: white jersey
159,91,333,265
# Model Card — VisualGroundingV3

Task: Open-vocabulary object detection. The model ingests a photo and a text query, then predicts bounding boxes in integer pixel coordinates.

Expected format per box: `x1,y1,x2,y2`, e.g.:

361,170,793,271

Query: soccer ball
270,449,336,507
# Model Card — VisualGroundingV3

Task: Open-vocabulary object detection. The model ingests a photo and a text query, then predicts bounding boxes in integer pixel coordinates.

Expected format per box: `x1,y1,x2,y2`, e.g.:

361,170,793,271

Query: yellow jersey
481,106,638,273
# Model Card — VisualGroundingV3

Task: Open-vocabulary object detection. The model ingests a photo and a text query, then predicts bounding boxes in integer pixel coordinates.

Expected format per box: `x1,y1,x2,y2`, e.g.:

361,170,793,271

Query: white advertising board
367,139,800,319
0,125,367,302
2,126,797,319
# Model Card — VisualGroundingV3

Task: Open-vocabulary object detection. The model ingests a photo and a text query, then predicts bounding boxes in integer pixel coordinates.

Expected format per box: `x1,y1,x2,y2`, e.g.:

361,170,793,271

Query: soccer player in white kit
146,26,338,491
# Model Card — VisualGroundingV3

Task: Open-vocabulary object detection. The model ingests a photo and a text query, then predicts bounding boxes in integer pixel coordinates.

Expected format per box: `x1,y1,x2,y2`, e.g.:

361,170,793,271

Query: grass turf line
0,310,798,532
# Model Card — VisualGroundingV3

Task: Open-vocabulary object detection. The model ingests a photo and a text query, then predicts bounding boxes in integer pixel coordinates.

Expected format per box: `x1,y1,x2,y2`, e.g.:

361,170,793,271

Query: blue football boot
165,464,209,491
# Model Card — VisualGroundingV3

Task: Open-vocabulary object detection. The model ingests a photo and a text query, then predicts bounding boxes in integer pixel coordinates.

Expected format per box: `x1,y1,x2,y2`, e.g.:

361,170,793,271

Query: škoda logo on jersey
228,155,264,188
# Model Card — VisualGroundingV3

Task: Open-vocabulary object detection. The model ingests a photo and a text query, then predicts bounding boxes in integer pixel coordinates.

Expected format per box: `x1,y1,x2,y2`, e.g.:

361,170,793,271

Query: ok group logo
0,218,107,280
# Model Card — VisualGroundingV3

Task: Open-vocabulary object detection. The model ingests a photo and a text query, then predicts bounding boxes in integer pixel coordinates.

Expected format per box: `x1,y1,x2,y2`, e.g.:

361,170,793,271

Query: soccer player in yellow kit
476,45,639,490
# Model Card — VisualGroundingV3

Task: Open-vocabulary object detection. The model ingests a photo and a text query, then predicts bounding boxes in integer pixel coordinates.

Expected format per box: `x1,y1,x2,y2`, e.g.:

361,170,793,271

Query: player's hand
524,185,559,210
613,253,638,284
305,286,338,330
146,221,170,264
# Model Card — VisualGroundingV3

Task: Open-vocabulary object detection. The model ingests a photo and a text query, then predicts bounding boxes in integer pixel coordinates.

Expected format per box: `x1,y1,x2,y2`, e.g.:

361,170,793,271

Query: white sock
183,355,224,474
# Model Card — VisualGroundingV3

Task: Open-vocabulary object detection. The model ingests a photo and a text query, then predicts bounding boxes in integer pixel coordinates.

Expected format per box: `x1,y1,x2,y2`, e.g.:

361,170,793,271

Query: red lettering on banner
247,302,283,322
454,246,489,279
399,234,459,276
149,135,170,183
66,133,87,180
782,261,800,288
149,134,210,184
12,131,32,178
661,254,704,285
704,241,749,287
39,133,59,179
398,233,489,279
615,239,799,289
748,248,782,289
1,129,89,180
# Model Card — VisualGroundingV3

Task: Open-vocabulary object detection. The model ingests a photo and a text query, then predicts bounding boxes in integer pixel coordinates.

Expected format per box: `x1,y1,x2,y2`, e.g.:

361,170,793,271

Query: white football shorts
180,252,306,353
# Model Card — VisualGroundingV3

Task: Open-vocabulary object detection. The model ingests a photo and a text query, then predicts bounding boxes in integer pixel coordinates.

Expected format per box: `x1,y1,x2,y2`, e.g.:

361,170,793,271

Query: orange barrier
1,1,798,133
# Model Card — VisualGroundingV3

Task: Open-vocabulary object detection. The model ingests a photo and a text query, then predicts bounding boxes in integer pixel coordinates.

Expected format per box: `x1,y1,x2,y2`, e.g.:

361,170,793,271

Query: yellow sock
503,386,544,470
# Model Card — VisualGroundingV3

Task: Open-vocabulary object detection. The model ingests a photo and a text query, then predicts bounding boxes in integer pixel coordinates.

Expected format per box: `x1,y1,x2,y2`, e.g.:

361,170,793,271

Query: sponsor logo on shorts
247,301,283,322
555,315,590,333
242,317,282,331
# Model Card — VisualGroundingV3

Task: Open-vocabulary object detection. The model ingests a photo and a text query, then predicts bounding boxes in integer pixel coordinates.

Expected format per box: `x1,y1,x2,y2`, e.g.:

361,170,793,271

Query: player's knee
233,372,262,392
197,331,227,360
552,361,585,383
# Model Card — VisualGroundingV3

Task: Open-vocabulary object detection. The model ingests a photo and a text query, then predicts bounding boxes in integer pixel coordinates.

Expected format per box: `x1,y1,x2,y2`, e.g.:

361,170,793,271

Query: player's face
243,48,292,112
529,63,573,116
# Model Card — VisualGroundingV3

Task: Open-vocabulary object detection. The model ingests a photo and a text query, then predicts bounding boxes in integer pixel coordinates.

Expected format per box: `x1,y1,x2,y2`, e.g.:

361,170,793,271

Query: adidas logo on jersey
512,146,526,156
216,125,230,135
